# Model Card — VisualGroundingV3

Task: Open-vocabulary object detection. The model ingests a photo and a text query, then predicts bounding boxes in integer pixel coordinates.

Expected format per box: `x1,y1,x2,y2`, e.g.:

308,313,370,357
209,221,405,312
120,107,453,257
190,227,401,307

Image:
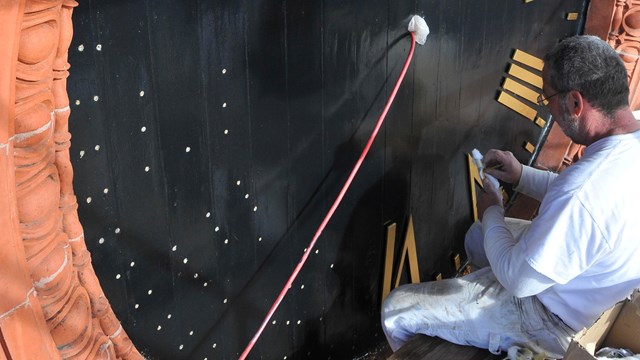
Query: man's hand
477,175,503,220
484,149,523,185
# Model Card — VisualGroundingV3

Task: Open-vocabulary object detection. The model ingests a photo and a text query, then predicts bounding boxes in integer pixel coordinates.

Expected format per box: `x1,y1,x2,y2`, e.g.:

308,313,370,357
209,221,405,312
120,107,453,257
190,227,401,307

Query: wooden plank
507,63,543,89
452,253,461,271
394,216,421,288
388,335,503,360
566,12,579,21
535,116,546,128
497,91,537,120
467,153,483,222
382,223,397,302
502,77,539,104
512,49,544,71
524,141,536,153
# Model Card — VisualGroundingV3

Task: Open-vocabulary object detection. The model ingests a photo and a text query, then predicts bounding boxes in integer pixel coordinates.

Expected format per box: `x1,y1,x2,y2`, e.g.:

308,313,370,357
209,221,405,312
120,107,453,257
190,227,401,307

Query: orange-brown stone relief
587,0,640,109
2,0,142,358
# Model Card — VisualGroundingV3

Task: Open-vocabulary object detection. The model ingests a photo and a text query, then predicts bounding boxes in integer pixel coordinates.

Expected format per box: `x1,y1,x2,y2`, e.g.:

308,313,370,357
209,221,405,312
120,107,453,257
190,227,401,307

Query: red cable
239,31,417,360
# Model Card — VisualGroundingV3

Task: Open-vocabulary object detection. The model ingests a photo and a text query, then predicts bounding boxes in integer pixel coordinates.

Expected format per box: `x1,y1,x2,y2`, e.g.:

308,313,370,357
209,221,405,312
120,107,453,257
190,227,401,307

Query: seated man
381,35,640,358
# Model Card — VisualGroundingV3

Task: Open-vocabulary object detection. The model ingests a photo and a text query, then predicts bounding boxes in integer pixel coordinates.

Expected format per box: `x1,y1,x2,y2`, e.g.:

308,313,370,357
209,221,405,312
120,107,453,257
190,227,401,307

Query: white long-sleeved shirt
482,166,558,298
482,131,640,331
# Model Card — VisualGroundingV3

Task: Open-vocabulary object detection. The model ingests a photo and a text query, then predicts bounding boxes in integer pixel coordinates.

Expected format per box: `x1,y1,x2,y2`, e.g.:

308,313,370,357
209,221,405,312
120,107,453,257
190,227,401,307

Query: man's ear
567,90,584,116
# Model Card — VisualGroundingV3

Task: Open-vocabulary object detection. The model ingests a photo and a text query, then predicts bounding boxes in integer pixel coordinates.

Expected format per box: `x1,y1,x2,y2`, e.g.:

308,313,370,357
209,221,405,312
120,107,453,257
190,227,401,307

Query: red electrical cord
239,31,417,360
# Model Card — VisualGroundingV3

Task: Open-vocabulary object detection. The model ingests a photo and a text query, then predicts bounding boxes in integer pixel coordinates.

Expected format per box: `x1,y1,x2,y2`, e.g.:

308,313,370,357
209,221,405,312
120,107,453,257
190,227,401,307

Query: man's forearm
514,166,558,201
482,206,555,297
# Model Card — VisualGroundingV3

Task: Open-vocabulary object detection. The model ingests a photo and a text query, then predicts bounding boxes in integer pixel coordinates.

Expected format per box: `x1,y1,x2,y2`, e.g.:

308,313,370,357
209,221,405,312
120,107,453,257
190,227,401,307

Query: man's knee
465,221,490,268
381,286,414,351
382,285,405,320
381,283,417,333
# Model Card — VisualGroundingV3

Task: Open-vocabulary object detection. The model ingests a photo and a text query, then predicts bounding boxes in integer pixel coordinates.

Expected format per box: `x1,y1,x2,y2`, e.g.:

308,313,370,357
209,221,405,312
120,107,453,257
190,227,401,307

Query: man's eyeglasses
537,92,562,106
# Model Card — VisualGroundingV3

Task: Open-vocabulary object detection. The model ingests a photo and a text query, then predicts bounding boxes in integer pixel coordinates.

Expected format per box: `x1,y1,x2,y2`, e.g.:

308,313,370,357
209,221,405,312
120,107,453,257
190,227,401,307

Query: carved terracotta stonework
1,1,142,358
586,0,640,109
0,4,61,358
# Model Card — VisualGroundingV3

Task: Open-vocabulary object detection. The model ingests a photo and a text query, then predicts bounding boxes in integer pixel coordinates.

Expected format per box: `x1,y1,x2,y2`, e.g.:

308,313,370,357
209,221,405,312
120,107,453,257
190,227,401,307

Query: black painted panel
67,0,587,359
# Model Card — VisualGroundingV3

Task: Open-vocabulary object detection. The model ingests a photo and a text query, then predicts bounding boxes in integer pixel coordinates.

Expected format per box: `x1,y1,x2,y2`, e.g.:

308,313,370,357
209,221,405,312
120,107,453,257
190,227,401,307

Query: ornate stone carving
1,1,142,358
588,0,640,109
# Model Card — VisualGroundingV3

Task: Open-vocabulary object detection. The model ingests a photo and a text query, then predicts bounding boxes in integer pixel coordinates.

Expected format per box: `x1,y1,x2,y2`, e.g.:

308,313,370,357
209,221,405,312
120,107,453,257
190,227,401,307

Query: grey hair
544,35,629,118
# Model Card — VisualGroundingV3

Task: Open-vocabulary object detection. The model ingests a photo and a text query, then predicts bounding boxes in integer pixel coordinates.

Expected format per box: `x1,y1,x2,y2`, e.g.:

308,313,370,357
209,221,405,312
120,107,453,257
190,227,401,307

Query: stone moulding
0,1,142,359
586,0,640,109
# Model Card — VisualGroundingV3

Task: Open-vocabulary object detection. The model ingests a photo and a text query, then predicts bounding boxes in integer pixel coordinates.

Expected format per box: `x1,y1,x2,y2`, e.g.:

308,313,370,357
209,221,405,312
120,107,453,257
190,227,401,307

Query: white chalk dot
103,188,109,194
315,249,319,254
147,289,153,295
139,91,145,97
224,239,228,244
98,237,105,244
157,325,162,331
189,331,194,336
75,100,80,105
222,69,227,74
144,166,150,172
167,314,172,319
301,284,305,289
258,237,263,242
203,282,208,287
304,248,307,253
79,150,85,158
284,357,287,360
94,145,100,151
213,343,217,348
214,226,220,232
172,245,177,251
93,95,99,101
86,197,92,204
223,298,228,304
179,345,183,350
297,320,301,325
115,228,120,234
205,212,210,218
183,258,188,264
330,264,334,268
116,274,121,279
78,44,85,52
253,206,258,212
130,261,135,267
135,304,139,309
185,147,191,152
222,102,227,108
224,129,229,135
141,126,147,132
194,273,199,278
244,194,249,199
286,320,290,325
236,180,241,186
272,320,276,325
96,44,102,51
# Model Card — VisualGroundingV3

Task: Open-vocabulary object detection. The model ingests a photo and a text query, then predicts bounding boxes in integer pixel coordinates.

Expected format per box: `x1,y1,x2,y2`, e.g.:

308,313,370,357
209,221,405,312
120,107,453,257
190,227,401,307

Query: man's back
525,130,640,330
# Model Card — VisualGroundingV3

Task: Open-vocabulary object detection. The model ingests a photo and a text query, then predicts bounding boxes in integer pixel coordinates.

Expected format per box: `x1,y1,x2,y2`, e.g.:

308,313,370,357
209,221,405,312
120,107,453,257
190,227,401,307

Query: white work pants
381,220,575,358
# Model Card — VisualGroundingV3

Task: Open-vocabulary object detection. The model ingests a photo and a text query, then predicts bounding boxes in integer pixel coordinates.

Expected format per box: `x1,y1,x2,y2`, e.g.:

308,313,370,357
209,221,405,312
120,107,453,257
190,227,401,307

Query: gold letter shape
381,216,421,303
467,153,483,221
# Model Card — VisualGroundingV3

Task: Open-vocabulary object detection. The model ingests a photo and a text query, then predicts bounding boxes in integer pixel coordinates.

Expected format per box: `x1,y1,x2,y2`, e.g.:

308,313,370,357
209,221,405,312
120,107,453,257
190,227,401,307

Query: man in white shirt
381,35,640,357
